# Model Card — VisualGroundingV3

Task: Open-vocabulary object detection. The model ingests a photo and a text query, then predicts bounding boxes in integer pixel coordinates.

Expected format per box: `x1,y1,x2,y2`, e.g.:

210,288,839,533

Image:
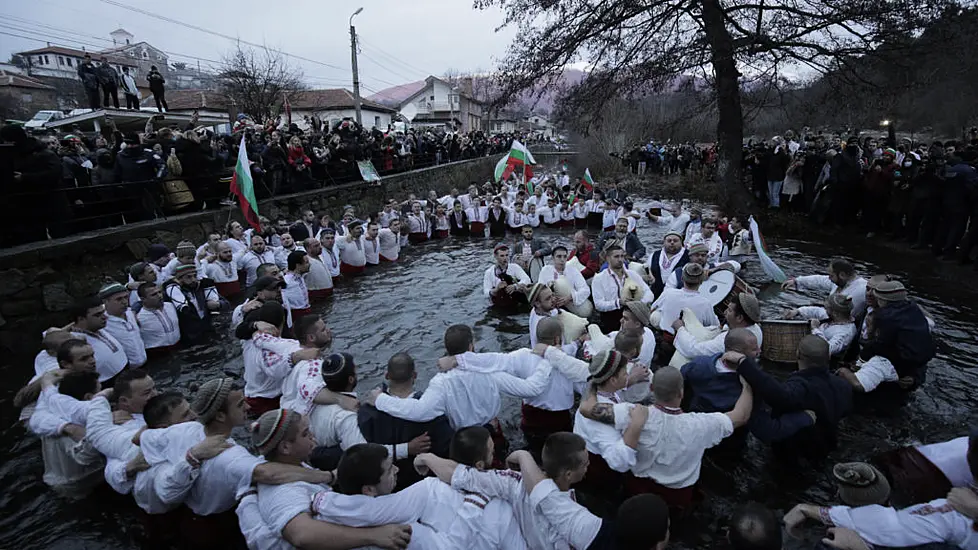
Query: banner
749,216,787,283
357,160,382,182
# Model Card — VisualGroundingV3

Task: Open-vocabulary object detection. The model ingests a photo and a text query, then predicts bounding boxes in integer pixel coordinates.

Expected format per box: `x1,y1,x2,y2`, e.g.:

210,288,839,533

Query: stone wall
0,151,573,361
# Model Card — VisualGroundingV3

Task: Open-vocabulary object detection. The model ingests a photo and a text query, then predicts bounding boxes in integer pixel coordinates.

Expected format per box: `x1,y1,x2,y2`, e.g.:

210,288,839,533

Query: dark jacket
738,357,852,458
448,209,469,236
289,221,320,243
146,70,165,93
95,64,119,87
765,148,791,181
647,248,688,297
77,61,100,90
597,230,646,261
860,299,935,386
114,147,162,183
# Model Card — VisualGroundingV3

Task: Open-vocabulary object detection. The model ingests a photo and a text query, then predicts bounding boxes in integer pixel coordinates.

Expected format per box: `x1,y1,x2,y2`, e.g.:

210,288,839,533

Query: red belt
408,232,428,243
624,473,697,519
432,229,449,239
308,288,334,299
520,404,573,435
214,280,241,298
290,307,312,321
470,222,486,235
340,263,365,275
245,396,281,417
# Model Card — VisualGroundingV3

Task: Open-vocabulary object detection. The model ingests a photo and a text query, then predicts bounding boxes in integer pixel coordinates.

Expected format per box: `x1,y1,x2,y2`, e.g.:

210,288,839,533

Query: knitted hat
322,352,355,379
128,262,149,279
251,408,300,456
527,283,546,305
825,293,854,318
98,282,127,300
176,240,196,254
493,242,509,253
687,242,708,256
193,377,235,424
682,263,706,285
867,274,894,291
833,462,891,507
874,281,907,302
346,218,362,228
173,263,197,277
147,244,171,262
663,231,684,241
588,350,628,385
624,301,652,327
737,293,762,323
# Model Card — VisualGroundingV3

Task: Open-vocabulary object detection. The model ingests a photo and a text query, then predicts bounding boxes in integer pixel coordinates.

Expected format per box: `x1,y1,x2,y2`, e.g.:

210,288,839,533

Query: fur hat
682,263,706,285
147,244,170,262
192,377,235,424
825,293,854,318
588,350,628,385
624,301,652,327
833,462,891,507
737,293,762,323
251,408,300,456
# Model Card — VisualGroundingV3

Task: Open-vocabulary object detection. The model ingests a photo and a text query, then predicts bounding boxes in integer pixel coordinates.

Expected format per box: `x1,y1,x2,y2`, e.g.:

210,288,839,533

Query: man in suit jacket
289,209,321,242
646,231,689,297
512,225,552,279
597,217,647,263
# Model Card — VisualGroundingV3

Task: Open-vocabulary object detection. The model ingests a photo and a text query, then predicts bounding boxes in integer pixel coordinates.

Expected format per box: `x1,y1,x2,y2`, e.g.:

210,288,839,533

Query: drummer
512,225,551,283
781,259,868,319
482,243,531,309
672,293,763,358
664,243,741,289
685,217,724,266
650,263,719,335
537,246,590,311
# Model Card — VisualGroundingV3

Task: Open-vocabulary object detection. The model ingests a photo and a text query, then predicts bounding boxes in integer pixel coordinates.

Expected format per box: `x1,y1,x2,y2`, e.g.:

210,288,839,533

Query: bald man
728,335,853,462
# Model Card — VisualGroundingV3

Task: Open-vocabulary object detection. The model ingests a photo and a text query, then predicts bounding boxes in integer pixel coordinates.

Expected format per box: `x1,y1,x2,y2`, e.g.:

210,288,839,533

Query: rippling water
2,200,977,550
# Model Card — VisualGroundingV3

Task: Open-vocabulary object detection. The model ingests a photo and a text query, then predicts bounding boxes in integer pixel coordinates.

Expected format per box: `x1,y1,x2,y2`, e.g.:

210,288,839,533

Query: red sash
520,404,573,436
340,263,365,276
469,221,486,235
624,473,697,519
308,288,334,300
245,395,281,417
290,307,312,324
603,225,616,232
214,280,241,298
578,452,624,493
409,232,428,243
432,229,449,239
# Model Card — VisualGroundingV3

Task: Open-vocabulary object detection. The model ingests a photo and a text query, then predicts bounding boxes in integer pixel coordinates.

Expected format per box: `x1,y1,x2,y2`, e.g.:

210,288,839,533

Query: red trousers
340,263,364,276
246,395,280,417
214,280,241,298
308,288,334,300
624,474,697,519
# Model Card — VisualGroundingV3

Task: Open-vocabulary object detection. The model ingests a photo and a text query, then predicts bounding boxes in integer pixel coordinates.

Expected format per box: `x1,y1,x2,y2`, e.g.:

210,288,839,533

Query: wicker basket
760,320,810,362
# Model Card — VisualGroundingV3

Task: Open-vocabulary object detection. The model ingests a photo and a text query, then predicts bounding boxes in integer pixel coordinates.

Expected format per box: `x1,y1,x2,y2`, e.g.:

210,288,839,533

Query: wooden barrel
760,320,810,362
162,178,194,210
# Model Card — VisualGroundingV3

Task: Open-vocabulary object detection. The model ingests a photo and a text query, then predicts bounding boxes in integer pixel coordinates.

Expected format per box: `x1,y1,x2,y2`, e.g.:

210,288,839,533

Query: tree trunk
700,0,749,210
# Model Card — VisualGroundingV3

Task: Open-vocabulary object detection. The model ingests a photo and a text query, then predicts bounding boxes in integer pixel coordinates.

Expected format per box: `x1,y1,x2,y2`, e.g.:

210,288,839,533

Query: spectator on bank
146,65,167,112
96,57,120,109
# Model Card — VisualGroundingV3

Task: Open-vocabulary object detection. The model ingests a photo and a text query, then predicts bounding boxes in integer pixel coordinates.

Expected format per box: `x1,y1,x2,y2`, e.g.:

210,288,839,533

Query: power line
359,52,422,83
357,37,435,78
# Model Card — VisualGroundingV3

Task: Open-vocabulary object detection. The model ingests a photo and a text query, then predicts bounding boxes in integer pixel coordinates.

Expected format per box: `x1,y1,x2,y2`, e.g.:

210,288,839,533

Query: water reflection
2,201,977,549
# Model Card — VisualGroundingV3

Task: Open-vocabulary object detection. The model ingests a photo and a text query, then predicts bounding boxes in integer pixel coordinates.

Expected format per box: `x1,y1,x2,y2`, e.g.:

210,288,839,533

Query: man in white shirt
336,219,367,277
537,245,590,313
647,202,692,236
135,284,181,354
876,432,976,507
378,199,400,228
685,217,724,265
363,221,382,266
591,245,654,332
378,219,402,262
673,292,762,360
577,365,753,517
69,296,128,384
317,229,342,279
235,235,277,287
406,201,430,244
281,250,311,325
781,258,868,319
272,232,303,270
301,237,334,299
483,243,531,309
651,263,720,334
99,282,147,368
202,242,240,298
664,242,742,289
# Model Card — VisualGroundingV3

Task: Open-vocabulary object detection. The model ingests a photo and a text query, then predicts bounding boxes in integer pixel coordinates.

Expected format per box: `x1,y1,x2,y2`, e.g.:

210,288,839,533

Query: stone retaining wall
0,152,574,361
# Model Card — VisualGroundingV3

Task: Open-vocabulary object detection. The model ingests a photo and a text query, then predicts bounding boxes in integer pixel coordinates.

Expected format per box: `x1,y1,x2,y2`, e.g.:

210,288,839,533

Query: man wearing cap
578,366,754,516
377,219,401,262
782,258,868,319
405,201,430,244
162,241,199,283
145,244,173,282
651,263,720,335
282,251,311,326
202,242,240,298
729,335,853,461
837,280,935,399
68,296,128,383
100,282,147,368
673,293,762,359
685,217,724,266
231,275,285,326
336,220,367,276
483,243,531,309
136,283,181,354
538,245,591,310
646,231,689,297
597,217,647,263
664,241,741,289
145,377,333,547
235,235,277,287
163,264,221,344
592,245,654,332
527,283,561,349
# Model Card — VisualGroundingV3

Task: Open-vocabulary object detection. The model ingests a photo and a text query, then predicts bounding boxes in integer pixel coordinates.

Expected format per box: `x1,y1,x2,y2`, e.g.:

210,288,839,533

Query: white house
17,45,138,81
290,89,397,131
397,76,483,132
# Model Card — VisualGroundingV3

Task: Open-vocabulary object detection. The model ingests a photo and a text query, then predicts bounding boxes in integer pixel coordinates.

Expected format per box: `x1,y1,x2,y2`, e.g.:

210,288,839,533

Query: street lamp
350,7,364,126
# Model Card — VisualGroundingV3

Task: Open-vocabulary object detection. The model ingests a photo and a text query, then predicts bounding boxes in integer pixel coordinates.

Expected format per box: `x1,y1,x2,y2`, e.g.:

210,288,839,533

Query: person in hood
146,65,167,112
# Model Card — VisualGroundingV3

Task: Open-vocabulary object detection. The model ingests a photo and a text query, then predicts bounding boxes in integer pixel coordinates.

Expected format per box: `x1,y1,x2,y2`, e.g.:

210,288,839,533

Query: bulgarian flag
230,134,261,231
566,184,579,207
493,153,509,183
581,168,595,192
500,140,536,184
749,216,786,282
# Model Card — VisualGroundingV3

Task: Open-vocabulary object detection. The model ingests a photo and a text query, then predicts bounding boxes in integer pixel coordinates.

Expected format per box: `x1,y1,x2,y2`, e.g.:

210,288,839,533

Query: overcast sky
1,0,517,94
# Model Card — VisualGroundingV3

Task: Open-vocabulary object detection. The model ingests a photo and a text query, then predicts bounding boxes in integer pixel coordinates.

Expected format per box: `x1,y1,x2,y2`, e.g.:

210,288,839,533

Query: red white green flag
230,134,261,231
500,140,536,183
581,168,595,192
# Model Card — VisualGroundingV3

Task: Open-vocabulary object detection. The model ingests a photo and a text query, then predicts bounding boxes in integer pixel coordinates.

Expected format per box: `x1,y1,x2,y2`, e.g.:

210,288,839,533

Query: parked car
24,110,66,131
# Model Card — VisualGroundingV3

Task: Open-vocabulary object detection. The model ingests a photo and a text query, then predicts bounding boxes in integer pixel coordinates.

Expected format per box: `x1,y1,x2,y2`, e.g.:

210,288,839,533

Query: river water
2,199,977,550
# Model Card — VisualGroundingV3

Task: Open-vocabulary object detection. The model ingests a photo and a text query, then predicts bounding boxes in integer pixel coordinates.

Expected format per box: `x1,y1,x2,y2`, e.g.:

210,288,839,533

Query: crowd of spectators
0,114,551,248
615,142,716,177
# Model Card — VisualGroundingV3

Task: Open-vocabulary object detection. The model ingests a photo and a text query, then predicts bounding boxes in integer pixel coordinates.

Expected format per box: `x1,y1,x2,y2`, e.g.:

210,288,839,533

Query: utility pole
350,7,364,126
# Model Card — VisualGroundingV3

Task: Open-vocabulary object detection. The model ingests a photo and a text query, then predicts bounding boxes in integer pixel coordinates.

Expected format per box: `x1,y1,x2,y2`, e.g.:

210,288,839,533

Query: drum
760,320,809,362
528,257,544,283
700,270,754,320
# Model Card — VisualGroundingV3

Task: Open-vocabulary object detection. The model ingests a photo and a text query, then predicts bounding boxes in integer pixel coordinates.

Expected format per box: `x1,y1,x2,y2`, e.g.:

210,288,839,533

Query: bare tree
218,46,305,124
476,0,948,202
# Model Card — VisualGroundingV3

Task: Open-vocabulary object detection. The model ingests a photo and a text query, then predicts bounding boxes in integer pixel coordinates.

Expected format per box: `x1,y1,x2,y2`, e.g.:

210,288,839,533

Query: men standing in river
782,258,868,319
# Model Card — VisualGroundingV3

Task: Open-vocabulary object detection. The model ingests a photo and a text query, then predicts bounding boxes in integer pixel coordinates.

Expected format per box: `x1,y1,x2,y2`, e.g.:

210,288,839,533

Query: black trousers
152,90,168,112
102,84,119,108
124,93,139,110
85,88,101,110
